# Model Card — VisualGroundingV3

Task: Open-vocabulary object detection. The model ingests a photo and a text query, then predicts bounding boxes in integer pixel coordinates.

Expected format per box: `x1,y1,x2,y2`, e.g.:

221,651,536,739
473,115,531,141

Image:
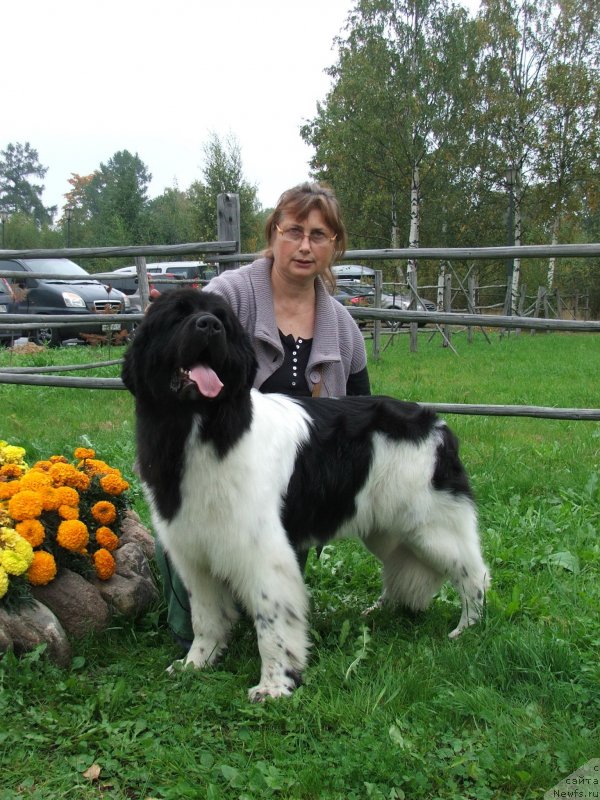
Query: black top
259,331,371,398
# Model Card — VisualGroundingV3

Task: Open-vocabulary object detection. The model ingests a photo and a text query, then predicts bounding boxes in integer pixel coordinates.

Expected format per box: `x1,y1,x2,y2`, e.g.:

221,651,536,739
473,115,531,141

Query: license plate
102,323,122,332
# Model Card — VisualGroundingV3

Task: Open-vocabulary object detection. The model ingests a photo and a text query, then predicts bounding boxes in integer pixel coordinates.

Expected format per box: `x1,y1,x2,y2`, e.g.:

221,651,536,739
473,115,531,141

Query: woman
157,181,370,647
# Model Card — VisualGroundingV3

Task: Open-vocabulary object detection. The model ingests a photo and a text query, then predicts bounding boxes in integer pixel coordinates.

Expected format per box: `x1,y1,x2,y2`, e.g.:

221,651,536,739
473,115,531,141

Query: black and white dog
122,289,490,701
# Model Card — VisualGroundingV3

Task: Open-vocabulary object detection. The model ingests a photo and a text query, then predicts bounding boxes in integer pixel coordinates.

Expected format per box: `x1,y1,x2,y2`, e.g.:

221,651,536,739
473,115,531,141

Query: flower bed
0,442,157,663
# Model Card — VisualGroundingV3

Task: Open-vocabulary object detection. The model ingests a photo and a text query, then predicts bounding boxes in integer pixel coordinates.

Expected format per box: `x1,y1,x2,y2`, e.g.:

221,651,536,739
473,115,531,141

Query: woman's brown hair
263,182,347,293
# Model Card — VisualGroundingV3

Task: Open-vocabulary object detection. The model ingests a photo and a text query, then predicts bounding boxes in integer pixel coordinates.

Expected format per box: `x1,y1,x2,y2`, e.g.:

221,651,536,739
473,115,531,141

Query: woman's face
270,209,336,285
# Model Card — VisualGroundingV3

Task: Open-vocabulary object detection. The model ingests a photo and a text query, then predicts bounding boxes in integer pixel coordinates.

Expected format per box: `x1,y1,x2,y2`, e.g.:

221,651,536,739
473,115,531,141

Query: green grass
0,331,599,799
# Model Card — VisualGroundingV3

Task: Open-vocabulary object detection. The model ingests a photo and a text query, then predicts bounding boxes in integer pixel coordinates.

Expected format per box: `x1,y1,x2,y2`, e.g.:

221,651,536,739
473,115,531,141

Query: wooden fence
1,241,600,421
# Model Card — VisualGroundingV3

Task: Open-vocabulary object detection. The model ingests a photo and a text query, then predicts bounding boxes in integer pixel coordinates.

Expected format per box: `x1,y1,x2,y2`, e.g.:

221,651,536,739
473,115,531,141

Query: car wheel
32,325,61,347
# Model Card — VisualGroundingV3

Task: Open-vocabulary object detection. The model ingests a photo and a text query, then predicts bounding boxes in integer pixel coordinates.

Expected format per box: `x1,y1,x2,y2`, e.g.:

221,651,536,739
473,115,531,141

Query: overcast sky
3,0,478,216
3,0,358,214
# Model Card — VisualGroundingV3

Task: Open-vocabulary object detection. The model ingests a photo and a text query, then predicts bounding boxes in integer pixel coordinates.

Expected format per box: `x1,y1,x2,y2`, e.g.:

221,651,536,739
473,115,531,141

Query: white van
332,264,375,283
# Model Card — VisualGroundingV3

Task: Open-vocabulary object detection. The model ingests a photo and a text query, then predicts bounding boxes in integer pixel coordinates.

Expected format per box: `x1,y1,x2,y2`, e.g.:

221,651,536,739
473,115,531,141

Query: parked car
113,261,216,285
93,271,181,313
334,283,435,328
0,258,134,346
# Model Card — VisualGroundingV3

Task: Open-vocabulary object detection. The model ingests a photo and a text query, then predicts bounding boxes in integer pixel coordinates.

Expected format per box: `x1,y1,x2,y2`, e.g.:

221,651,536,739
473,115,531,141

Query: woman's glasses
275,223,336,247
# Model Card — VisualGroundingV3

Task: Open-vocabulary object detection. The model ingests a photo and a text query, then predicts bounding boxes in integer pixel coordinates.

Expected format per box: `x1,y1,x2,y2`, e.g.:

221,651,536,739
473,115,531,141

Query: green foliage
0,142,55,225
187,132,263,252
0,332,599,797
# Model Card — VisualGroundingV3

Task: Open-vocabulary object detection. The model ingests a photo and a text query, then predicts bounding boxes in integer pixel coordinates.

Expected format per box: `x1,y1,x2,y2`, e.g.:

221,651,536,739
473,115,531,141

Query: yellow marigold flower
8,490,43,521
2,445,27,464
0,510,13,527
54,486,79,507
0,549,30,576
99,474,130,495
0,481,22,501
15,519,45,547
93,548,116,580
95,526,119,551
20,470,53,491
27,550,57,586
74,447,96,460
39,487,61,512
32,460,53,472
0,566,8,598
0,463,23,479
12,534,34,564
91,500,117,525
0,527,19,547
56,520,89,552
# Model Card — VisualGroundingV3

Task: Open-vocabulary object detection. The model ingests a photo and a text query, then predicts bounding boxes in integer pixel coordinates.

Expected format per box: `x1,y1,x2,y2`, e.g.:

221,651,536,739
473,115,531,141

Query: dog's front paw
248,681,295,702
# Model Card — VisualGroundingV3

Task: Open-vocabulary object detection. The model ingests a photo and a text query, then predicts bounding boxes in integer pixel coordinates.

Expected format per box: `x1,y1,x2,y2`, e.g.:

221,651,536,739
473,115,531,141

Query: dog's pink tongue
188,365,224,398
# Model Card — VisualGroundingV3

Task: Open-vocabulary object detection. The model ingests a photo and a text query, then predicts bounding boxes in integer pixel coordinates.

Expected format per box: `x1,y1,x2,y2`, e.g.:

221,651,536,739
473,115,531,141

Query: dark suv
0,258,134,346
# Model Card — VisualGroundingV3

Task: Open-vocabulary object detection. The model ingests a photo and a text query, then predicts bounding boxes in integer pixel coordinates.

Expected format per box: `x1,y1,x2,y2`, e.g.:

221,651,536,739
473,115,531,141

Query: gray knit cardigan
205,258,368,397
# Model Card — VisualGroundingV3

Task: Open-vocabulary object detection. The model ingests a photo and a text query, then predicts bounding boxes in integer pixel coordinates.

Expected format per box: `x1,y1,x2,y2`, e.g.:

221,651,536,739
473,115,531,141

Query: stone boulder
31,568,110,638
0,600,71,667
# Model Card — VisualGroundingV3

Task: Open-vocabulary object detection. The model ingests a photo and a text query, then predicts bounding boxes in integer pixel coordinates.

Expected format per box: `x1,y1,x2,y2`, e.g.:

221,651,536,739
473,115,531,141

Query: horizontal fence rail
1,241,599,423
212,242,600,265
0,371,598,420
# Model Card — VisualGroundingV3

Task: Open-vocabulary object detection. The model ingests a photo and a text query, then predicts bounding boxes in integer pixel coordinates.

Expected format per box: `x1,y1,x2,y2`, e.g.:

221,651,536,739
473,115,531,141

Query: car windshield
22,259,91,277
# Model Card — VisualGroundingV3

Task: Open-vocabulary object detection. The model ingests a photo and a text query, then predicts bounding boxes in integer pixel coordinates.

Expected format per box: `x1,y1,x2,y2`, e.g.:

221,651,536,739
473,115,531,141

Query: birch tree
477,0,555,312
535,0,600,287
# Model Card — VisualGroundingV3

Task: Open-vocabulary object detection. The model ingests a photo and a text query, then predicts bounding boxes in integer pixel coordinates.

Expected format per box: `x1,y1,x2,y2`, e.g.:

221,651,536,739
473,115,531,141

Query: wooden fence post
217,193,240,271
442,272,452,348
467,274,475,343
134,256,150,310
372,270,382,361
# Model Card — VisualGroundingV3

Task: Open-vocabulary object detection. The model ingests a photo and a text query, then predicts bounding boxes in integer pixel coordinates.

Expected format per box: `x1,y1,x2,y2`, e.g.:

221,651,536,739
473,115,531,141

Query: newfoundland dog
122,289,490,701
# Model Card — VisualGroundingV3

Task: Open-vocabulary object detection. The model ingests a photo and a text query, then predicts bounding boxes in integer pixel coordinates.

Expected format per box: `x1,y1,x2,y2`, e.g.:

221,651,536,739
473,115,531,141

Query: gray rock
114,542,155,583
92,572,158,618
0,600,71,667
31,568,110,638
119,510,156,559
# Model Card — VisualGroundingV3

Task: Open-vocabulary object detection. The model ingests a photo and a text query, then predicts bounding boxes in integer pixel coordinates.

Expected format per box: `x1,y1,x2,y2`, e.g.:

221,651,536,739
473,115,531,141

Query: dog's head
122,289,258,406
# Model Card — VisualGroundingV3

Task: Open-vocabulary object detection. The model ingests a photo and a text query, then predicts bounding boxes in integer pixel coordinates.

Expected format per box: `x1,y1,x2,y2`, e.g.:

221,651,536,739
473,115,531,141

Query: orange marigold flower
39,486,61,512
58,504,79,520
20,470,53,491
27,550,57,586
15,519,45,547
56,519,89,552
93,548,116,580
32,460,53,471
48,463,75,486
69,471,90,492
74,447,96,460
49,455,68,464
8,490,43,521
95,526,119,551
91,500,117,525
0,463,23,479
0,481,21,501
99,474,130,495
54,486,79,507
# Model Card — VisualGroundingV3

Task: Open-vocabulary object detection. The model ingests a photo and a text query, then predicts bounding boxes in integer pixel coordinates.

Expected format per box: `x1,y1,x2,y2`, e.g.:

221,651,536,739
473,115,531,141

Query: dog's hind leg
170,567,240,671
380,543,446,613
409,499,491,638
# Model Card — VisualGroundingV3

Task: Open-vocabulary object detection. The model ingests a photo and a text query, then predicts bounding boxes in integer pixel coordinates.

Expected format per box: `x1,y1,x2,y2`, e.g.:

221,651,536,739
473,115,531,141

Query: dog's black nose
195,314,223,336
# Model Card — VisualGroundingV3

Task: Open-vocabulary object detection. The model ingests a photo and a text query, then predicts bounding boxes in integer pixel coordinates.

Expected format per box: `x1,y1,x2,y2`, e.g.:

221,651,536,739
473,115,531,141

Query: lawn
0,330,599,799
